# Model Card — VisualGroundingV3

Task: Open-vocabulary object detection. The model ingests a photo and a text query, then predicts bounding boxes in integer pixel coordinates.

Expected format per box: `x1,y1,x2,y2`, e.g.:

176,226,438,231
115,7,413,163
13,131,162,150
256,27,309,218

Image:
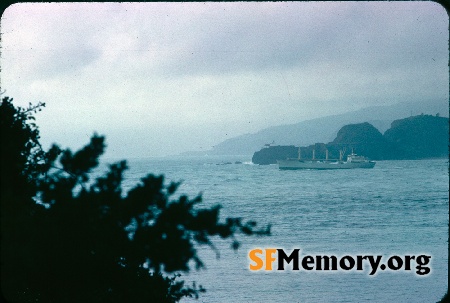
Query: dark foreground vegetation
252,114,449,164
0,96,269,302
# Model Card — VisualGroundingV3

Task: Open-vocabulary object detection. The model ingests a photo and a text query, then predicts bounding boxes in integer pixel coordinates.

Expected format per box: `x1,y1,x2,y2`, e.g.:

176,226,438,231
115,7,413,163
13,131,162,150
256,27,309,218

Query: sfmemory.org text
248,248,431,276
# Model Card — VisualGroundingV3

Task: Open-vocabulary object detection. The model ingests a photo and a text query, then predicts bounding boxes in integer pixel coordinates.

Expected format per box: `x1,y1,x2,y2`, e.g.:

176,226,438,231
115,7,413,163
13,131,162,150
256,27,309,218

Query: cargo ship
277,149,375,170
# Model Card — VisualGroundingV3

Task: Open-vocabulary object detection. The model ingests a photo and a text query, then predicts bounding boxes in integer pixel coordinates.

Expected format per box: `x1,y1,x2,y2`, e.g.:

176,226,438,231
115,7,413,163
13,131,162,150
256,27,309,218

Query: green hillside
384,114,449,159
252,114,449,164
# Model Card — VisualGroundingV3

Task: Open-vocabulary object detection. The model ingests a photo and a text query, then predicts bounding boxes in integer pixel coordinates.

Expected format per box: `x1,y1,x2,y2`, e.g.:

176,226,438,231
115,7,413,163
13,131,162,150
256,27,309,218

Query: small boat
277,149,375,170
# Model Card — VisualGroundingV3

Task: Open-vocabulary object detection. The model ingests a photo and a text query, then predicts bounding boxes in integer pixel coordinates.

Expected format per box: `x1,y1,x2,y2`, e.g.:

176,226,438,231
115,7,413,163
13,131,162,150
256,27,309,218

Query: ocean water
110,156,448,303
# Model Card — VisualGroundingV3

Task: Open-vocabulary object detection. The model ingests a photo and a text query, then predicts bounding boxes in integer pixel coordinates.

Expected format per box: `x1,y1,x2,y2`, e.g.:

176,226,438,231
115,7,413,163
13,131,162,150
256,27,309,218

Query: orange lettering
249,249,263,270
265,249,277,270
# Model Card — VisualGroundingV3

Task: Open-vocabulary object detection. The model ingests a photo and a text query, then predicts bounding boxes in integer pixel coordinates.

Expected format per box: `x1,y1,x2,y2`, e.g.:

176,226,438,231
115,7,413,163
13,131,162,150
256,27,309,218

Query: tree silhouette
1,96,269,302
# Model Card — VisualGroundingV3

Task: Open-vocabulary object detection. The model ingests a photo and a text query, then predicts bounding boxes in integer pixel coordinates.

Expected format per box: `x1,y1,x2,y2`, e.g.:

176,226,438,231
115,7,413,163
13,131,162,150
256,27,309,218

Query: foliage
1,96,269,302
1,97,46,210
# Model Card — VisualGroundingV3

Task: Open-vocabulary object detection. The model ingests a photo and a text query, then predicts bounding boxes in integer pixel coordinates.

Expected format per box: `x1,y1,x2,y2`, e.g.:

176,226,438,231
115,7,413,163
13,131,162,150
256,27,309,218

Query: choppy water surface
113,157,448,303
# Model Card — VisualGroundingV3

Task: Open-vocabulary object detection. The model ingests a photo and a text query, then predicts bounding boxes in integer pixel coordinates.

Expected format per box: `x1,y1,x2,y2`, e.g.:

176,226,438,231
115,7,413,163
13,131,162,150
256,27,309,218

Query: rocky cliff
251,114,448,164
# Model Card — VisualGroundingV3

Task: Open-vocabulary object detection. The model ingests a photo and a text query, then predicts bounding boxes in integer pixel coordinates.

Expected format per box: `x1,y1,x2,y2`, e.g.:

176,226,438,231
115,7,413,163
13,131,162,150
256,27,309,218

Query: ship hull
277,159,376,170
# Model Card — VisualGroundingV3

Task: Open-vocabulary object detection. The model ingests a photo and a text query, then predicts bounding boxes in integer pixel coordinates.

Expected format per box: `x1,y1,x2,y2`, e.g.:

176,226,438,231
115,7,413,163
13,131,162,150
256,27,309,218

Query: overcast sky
1,2,448,158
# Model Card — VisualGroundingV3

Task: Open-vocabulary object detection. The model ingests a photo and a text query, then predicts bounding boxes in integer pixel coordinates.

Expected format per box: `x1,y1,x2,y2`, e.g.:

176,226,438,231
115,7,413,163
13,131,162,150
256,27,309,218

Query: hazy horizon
1,2,448,158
